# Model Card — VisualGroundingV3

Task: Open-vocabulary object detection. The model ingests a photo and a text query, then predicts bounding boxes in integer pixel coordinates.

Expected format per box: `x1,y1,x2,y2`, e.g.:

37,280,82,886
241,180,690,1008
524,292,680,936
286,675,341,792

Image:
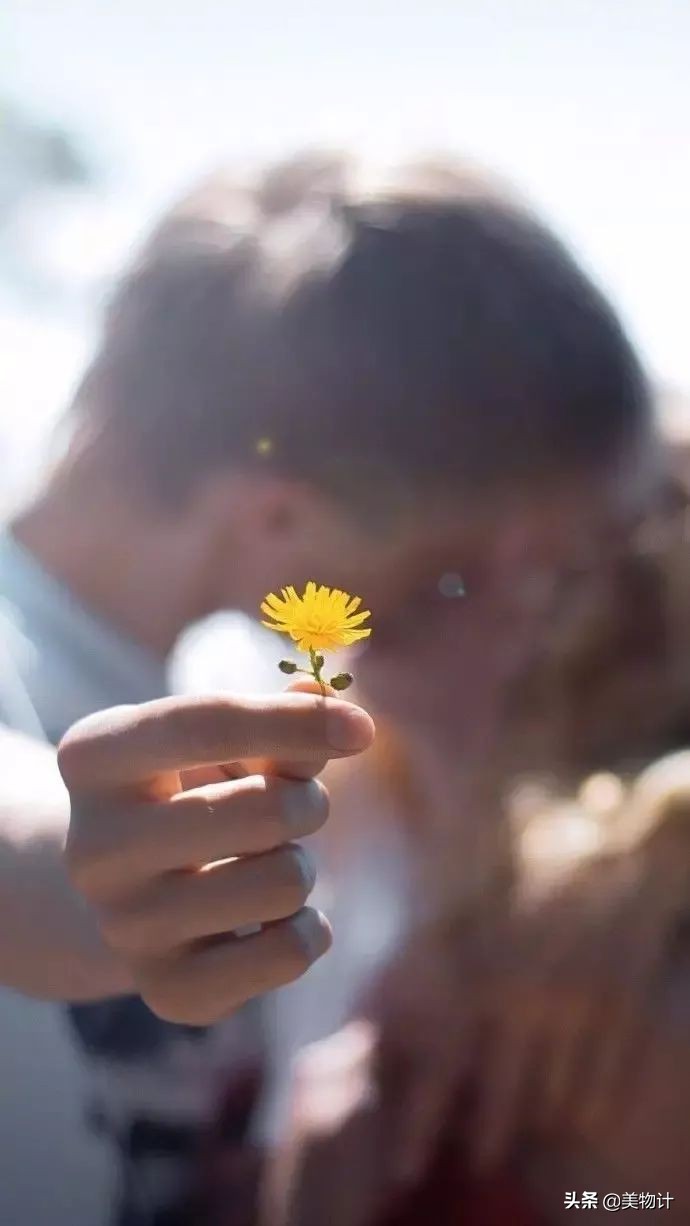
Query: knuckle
139,966,228,1027
99,907,146,955
57,724,94,787
100,889,175,956
140,981,193,1025
240,777,285,830
234,777,292,847
65,820,134,900
260,809,290,849
64,836,107,898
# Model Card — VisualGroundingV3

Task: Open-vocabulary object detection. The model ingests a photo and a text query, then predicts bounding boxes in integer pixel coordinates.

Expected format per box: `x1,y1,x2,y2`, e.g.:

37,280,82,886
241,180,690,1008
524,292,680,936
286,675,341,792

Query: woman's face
359,475,640,763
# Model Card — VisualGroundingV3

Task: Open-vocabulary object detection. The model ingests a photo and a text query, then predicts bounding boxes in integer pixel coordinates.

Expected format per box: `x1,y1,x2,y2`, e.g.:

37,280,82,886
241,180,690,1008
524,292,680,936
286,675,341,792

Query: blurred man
0,690,371,1226
0,153,653,1224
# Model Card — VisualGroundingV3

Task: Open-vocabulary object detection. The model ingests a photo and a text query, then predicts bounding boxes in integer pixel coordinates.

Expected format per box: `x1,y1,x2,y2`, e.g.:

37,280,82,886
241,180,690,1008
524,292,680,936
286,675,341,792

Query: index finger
57,692,375,794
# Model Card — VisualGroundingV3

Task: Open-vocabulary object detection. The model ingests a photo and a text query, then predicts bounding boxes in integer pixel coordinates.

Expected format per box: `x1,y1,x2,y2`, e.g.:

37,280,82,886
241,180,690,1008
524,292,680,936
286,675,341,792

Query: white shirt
0,528,169,1226
0,531,409,1220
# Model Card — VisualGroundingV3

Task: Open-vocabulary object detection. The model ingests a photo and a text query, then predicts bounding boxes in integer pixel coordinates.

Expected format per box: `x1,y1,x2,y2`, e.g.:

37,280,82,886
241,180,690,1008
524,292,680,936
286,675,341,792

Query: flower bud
329,672,353,691
313,654,325,669
278,659,298,674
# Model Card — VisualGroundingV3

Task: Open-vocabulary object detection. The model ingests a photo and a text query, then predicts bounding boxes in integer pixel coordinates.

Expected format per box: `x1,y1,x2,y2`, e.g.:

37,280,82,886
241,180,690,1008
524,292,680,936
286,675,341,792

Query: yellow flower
261,582,372,653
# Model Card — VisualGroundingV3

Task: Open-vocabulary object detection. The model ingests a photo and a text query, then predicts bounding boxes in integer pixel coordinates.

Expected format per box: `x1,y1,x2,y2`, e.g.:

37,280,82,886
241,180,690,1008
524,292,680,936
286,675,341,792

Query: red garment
377,1121,543,1226
381,1171,541,1226
459,1175,541,1226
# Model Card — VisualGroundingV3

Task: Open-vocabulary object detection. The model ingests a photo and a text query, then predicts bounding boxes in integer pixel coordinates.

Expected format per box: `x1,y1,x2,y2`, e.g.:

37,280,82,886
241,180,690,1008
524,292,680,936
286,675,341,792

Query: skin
0,685,376,1007
0,727,126,1000
58,684,374,1022
2,428,650,1010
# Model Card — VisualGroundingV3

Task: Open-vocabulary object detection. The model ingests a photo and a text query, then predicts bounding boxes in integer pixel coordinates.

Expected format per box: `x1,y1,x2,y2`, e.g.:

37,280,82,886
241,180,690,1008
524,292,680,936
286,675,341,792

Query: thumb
251,676,374,782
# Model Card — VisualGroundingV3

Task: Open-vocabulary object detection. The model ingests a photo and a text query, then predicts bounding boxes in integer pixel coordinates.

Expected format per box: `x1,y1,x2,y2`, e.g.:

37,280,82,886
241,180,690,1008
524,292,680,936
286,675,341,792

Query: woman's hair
463,446,690,1172
375,443,690,1172
503,458,690,783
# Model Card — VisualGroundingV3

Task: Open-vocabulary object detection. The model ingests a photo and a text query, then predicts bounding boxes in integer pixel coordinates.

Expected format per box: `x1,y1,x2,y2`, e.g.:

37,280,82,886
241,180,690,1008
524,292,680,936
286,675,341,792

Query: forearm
0,728,132,1000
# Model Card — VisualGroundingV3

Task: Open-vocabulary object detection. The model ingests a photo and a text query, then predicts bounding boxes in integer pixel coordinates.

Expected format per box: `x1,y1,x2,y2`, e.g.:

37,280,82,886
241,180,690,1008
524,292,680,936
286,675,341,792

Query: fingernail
292,907,332,961
283,779,329,834
294,844,317,893
325,702,375,753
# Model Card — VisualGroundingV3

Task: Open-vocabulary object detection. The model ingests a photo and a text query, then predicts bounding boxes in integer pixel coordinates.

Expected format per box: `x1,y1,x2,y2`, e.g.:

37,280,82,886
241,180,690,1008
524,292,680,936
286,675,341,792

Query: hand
58,688,375,1024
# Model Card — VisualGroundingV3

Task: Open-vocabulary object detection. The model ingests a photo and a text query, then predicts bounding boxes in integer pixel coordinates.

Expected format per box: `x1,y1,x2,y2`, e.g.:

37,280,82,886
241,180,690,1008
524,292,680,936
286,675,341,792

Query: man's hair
73,153,651,507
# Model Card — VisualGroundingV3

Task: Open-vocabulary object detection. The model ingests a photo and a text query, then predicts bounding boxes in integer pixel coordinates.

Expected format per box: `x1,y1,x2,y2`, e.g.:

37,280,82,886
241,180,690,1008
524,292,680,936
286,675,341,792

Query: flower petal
343,610,371,627
261,584,371,656
342,628,372,644
261,601,284,619
261,619,290,633
263,592,288,613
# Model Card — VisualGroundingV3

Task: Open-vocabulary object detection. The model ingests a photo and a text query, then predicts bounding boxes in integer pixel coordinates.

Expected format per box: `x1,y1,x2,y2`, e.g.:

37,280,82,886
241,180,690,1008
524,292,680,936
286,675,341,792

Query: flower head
261,582,371,654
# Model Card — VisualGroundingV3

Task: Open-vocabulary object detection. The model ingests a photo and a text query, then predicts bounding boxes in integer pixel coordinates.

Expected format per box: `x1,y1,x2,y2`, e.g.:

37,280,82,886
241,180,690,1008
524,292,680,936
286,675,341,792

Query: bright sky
2,0,690,483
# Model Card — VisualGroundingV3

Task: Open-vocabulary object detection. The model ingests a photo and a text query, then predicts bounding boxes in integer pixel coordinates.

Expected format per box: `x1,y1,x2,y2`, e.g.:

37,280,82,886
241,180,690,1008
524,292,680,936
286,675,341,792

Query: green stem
309,647,326,696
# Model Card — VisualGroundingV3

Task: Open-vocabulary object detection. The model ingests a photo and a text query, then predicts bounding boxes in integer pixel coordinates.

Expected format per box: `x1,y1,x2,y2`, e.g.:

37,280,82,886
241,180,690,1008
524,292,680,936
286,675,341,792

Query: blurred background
2,0,690,511
1,5,690,1224
3,0,690,715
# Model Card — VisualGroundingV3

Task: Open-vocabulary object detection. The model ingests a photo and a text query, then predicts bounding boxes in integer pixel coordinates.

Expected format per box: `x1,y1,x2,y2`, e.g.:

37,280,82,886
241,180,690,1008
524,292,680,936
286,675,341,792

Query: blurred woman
260,449,690,1226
